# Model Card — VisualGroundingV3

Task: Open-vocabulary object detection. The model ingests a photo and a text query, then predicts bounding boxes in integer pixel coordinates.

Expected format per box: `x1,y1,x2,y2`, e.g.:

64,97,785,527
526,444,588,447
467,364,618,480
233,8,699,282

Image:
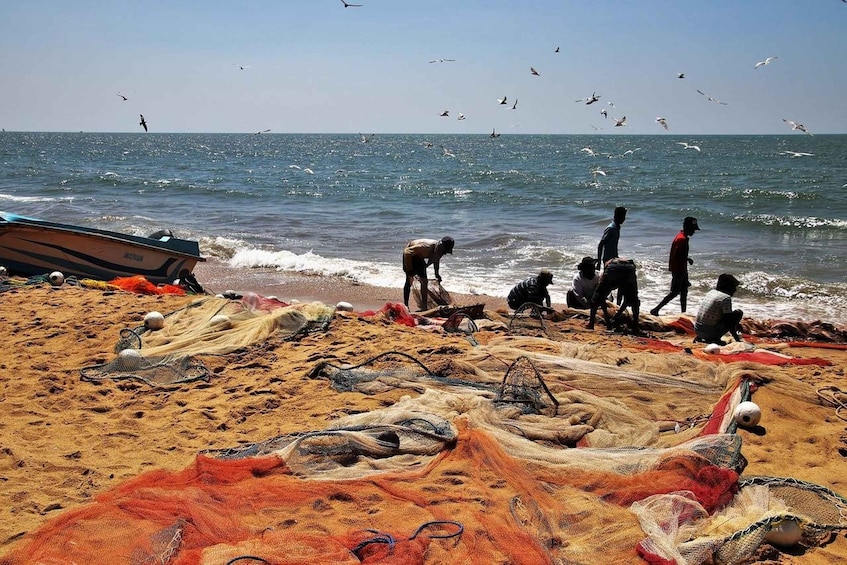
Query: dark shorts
403,254,427,279
669,271,690,294
592,264,638,306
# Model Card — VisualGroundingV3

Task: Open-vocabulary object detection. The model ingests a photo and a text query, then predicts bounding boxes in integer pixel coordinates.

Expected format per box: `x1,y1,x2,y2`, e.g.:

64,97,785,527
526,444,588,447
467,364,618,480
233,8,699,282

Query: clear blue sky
1,1,845,134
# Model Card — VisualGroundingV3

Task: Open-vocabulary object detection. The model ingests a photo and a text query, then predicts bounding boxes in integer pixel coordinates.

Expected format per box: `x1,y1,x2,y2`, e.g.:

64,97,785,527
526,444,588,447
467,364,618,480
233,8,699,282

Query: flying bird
256,129,271,135
580,147,596,157
511,99,518,110
656,117,669,130
139,114,147,132
428,58,455,63
116,93,128,101
530,67,540,76
600,109,608,119
439,110,449,117
441,145,456,157
359,133,375,143
498,96,508,105
780,150,814,158
576,92,601,105
340,0,362,6
697,89,728,105
490,128,501,138
457,113,466,120
622,148,641,156
677,73,685,79
783,119,812,135
234,64,252,70
555,46,560,53
754,56,778,69
614,116,627,127
677,142,701,152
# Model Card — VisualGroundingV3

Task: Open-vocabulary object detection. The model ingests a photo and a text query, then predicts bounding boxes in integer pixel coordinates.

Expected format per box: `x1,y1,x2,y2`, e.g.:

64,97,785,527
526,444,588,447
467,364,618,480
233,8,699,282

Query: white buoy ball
49,271,65,286
734,401,762,428
0,266,7,276
143,311,165,331
336,301,354,312
209,314,232,329
117,348,143,370
765,518,802,547
704,343,722,354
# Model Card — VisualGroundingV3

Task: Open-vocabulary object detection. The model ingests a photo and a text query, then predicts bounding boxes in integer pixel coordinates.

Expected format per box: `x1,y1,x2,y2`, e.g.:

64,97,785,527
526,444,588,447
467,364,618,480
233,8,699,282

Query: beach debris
144,311,165,331
336,301,354,312
734,400,762,427
48,271,65,286
209,314,232,329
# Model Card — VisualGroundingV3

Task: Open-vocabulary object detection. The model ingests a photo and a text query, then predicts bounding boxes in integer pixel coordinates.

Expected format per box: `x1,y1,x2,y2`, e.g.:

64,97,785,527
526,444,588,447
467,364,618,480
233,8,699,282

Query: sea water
1,132,845,324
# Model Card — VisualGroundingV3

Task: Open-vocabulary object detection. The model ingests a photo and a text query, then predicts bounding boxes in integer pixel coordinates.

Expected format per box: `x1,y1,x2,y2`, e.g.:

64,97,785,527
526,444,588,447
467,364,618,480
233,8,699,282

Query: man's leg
403,275,412,308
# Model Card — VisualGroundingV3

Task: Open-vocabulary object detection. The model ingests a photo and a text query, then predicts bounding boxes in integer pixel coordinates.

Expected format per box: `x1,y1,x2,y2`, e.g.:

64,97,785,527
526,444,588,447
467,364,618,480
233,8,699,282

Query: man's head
683,216,700,236
613,206,627,224
577,256,596,275
439,237,455,254
538,269,554,286
716,273,740,295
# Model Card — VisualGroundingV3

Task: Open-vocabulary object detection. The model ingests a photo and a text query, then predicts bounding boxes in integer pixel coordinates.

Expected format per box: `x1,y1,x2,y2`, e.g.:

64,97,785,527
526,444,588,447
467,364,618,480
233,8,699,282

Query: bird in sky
576,92,601,105
490,128,501,138
457,113,466,120
139,114,147,132
697,89,728,105
256,129,271,135
600,109,608,119
116,93,128,101
423,141,433,148
441,145,456,157
428,58,455,63
340,0,362,7
439,110,449,117
622,148,641,156
554,46,560,53
511,99,518,110
783,119,812,135
614,116,627,127
677,142,701,152
590,167,606,185
677,73,685,79
780,150,814,158
754,56,778,69
498,96,508,105
656,117,669,130
359,133,375,143
235,64,252,70
530,67,540,76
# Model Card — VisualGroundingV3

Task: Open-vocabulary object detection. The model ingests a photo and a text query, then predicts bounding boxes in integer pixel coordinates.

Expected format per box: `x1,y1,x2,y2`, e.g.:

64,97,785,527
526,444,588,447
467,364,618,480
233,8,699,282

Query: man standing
596,206,627,270
651,216,700,316
402,236,454,311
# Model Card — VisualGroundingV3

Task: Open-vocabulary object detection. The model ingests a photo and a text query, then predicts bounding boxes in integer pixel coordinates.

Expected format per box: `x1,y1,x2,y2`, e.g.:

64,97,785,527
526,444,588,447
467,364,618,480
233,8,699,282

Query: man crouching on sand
587,257,640,333
402,236,454,311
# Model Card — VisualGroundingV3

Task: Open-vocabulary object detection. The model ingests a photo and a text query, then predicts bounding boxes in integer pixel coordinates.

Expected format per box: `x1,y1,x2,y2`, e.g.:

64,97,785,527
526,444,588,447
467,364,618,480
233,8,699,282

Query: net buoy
704,343,721,354
209,314,232,329
0,266,7,276
734,401,762,427
143,311,165,331
336,301,354,312
765,518,802,547
49,271,65,286
117,348,143,370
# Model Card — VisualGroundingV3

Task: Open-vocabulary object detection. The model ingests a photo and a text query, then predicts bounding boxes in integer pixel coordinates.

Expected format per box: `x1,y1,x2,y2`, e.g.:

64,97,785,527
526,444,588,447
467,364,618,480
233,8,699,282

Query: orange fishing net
110,275,186,296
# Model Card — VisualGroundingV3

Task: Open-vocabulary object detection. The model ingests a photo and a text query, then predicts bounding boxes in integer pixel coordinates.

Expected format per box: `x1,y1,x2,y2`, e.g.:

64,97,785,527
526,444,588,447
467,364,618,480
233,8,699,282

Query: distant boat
0,211,205,284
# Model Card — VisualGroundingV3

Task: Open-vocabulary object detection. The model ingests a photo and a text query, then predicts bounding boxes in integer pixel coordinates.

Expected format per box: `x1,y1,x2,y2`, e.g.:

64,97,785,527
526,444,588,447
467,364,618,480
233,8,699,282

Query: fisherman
694,274,744,345
566,256,599,309
650,216,700,316
587,257,640,333
402,236,454,311
508,269,554,310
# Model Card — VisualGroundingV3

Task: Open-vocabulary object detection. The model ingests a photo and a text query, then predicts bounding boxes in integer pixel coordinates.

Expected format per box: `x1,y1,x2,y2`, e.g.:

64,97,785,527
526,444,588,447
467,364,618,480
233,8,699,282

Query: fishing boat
0,211,205,284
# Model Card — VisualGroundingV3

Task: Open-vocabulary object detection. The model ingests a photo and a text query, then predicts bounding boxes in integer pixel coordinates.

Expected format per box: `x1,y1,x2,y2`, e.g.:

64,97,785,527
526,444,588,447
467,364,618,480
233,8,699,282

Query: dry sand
1,276,846,563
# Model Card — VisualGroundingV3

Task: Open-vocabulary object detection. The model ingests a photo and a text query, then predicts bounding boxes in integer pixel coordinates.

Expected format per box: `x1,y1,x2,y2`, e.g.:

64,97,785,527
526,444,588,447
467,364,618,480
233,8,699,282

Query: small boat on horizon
0,211,205,285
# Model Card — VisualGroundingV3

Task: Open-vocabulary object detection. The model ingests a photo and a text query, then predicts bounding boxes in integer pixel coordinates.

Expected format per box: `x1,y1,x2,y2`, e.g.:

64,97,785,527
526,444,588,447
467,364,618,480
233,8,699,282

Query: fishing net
80,297,336,387
411,276,452,310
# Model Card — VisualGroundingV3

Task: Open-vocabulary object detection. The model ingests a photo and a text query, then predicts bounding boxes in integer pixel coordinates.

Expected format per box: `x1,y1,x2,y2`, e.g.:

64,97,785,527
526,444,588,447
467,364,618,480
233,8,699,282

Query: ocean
1,132,845,325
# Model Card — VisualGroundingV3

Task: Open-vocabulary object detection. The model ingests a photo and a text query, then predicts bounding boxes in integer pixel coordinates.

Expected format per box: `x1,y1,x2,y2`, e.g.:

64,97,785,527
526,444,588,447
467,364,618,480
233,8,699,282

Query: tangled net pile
4,307,847,564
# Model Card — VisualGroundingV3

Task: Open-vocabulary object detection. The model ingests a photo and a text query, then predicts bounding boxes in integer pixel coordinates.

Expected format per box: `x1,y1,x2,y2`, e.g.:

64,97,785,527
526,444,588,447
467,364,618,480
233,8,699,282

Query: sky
1,1,845,135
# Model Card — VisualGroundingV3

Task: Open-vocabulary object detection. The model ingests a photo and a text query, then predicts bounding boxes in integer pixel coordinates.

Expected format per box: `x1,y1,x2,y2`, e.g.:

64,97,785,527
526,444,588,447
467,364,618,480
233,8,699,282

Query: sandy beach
1,273,846,564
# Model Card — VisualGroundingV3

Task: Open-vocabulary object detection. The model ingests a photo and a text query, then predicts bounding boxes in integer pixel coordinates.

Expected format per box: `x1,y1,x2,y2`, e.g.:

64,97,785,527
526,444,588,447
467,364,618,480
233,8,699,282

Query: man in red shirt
650,216,699,316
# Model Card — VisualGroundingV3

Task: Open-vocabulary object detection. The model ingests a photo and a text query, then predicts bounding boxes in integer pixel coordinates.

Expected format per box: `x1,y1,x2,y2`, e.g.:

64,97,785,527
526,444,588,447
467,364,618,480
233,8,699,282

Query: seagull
656,117,669,130
439,110,449,117
555,46,560,53
580,147,596,156
423,141,433,148
490,128,501,138
340,0,362,7
677,142,701,152
783,119,812,135
600,109,607,119
117,93,128,101
441,145,456,157
780,150,814,158
622,148,641,156
359,133,375,143
256,129,271,135
576,92,601,105
457,113,466,120
590,167,606,185
498,96,508,105
139,114,147,132
235,65,252,70
511,99,518,110
677,73,685,79
754,56,778,69
697,89,728,105
530,67,540,76
428,58,455,63
614,116,627,127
